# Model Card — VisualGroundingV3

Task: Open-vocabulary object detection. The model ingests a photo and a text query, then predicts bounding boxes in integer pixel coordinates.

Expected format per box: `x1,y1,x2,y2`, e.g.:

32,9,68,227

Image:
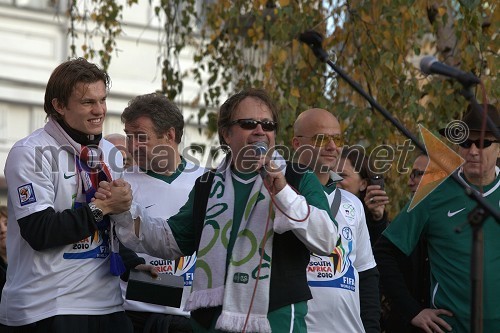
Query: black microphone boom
420,56,481,88
300,30,498,333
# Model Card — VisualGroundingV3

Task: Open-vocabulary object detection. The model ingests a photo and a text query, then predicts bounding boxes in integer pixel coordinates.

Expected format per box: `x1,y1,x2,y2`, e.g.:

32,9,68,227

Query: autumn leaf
290,87,300,98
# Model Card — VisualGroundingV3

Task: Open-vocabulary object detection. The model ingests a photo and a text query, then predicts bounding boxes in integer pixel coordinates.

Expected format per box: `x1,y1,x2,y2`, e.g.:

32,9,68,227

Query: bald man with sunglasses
292,108,380,333
375,103,500,333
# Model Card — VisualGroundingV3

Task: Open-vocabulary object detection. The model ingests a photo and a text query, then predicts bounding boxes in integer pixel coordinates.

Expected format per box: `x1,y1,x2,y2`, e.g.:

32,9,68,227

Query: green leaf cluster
68,0,499,216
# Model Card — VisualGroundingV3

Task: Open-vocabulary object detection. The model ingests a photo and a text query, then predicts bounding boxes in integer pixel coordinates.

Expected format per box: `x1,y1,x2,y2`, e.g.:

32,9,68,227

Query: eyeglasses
297,134,344,147
409,169,425,180
229,119,278,132
458,139,499,149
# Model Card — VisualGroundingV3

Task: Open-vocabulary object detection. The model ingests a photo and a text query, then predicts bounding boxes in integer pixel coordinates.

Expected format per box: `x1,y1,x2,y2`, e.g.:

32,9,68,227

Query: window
0,0,59,11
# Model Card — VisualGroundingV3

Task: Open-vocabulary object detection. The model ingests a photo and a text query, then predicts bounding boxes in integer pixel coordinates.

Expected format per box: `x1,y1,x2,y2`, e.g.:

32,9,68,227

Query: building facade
0,0,218,205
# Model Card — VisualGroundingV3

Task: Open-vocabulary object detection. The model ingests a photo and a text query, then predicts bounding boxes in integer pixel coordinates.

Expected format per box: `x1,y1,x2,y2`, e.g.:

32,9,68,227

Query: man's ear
52,98,65,116
166,127,176,143
291,137,301,151
221,127,231,146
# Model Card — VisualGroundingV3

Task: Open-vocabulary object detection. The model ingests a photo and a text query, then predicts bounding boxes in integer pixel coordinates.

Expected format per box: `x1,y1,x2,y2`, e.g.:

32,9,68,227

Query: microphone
254,141,268,178
254,141,268,156
420,56,480,87
298,30,328,62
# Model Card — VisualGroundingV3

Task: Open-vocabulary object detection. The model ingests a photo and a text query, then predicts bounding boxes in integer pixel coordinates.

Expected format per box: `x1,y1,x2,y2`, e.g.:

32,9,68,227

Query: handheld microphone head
254,142,268,178
254,141,268,156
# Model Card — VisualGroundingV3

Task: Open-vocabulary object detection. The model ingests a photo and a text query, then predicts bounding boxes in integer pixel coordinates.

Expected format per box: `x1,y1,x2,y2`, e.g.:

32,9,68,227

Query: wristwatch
88,202,104,223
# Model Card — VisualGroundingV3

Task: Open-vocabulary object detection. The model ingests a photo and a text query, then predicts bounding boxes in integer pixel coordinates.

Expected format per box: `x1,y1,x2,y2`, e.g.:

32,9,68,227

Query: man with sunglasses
111,88,338,333
375,103,500,333
292,108,380,333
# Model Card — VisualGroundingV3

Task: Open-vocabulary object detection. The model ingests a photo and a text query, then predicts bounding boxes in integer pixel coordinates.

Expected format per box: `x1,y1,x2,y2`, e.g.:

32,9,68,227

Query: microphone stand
299,30,499,333
457,86,493,333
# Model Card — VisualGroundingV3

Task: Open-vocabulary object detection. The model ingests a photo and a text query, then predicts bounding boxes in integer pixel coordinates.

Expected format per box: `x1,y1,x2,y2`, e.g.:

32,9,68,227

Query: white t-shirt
121,161,204,316
0,128,124,326
306,187,377,333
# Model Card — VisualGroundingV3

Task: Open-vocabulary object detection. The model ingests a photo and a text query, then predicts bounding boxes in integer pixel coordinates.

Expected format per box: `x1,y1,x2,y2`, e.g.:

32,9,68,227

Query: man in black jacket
111,88,339,333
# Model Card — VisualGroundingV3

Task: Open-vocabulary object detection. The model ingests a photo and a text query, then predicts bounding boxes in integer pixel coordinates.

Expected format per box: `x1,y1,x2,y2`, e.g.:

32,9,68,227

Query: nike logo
145,204,155,209
64,173,76,179
447,208,466,217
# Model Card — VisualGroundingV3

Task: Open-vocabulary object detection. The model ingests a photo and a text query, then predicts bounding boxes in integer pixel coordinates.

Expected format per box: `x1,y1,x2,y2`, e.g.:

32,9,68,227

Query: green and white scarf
185,157,274,333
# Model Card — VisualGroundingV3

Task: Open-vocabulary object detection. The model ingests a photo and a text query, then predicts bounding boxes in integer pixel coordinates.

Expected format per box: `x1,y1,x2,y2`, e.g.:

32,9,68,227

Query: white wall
0,1,218,205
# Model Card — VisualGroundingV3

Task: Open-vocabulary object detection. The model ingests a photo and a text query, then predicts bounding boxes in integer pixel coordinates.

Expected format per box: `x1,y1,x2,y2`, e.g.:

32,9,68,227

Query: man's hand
258,159,287,194
134,264,159,278
411,308,453,333
93,179,132,215
94,180,112,200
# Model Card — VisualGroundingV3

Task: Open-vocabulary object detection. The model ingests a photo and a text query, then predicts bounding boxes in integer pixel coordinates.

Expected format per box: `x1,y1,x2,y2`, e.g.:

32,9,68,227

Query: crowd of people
0,57,498,333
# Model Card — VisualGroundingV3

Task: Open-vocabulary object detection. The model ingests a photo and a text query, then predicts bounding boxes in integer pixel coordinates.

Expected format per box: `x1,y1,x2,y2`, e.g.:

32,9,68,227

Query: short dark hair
218,88,279,150
44,58,110,120
341,146,370,179
121,93,184,143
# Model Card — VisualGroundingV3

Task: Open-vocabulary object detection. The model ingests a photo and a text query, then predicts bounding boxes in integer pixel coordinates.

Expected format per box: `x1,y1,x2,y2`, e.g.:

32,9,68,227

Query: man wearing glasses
375,103,500,333
292,108,380,333
381,152,431,333
408,154,429,195
111,88,338,333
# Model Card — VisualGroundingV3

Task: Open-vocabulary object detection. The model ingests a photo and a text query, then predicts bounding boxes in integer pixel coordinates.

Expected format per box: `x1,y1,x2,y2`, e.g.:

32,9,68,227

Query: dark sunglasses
409,169,425,180
458,139,499,149
230,119,278,132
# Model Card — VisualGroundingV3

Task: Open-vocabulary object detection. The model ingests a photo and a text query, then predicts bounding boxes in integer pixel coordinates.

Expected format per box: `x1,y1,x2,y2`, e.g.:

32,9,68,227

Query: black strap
193,170,216,252
330,188,341,216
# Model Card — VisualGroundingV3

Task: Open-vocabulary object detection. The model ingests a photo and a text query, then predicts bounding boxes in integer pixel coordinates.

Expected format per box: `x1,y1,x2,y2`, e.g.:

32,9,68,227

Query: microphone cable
242,167,312,333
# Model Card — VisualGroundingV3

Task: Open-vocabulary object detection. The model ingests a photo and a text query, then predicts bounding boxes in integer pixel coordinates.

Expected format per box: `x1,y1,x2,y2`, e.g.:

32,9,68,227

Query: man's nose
93,101,106,115
324,138,338,150
253,124,266,135
468,142,481,154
